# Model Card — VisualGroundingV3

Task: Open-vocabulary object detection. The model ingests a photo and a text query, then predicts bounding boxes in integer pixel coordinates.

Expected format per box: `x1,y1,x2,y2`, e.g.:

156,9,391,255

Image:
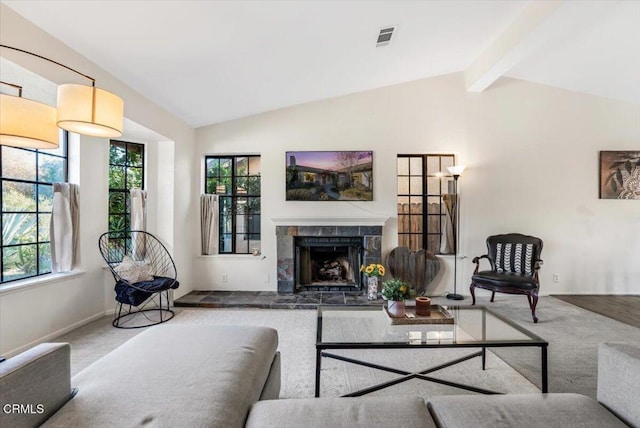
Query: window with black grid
397,154,455,254
1,131,68,283
205,156,261,254
108,140,144,239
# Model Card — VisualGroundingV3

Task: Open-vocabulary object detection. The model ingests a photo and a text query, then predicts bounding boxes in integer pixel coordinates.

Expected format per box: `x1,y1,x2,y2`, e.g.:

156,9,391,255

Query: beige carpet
56,296,640,400
171,308,539,399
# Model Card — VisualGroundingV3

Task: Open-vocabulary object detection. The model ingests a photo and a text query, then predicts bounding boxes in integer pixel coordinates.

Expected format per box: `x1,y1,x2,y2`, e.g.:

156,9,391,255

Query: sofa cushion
42,324,278,428
598,342,640,427
427,393,627,428
0,343,73,428
246,396,436,428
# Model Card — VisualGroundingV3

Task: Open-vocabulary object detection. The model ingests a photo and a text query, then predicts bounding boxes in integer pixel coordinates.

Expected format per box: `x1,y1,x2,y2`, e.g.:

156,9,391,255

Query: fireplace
275,223,383,294
296,237,362,290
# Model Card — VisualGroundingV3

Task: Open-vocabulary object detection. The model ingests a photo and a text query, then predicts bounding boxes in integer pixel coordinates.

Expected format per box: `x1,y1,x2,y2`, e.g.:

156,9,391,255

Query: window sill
0,270,87,296
197,255,266,260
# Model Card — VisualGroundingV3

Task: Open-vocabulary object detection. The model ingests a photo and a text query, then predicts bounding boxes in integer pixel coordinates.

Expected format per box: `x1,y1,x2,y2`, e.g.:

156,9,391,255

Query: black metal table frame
315,305,548,397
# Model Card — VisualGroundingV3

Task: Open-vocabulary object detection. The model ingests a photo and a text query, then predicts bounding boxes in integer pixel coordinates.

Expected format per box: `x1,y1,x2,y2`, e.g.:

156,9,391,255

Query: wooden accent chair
470,233,543,323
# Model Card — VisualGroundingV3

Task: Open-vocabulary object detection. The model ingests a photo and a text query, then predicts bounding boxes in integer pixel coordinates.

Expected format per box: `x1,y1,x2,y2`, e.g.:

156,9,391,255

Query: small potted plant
380,278,412,317
360,263,385,300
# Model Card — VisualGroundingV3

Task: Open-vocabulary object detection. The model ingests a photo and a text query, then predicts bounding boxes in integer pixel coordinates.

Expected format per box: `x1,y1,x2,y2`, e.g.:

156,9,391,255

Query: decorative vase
367,276,379,300
387,300,406,318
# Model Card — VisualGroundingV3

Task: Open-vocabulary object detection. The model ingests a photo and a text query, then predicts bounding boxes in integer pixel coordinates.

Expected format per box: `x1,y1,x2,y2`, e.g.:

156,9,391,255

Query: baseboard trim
4,312,106,358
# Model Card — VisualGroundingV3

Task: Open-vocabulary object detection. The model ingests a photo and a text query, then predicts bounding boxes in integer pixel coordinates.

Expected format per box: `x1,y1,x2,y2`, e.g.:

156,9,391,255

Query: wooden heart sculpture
385,247,441,296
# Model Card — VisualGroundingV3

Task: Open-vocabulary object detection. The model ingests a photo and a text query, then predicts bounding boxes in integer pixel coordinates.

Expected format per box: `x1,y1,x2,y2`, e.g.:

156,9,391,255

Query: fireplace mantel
271,217,388,227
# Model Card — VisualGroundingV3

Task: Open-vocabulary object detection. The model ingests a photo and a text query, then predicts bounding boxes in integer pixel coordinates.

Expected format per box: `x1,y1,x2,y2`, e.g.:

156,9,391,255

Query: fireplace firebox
275,224,383,294
295,237,362,289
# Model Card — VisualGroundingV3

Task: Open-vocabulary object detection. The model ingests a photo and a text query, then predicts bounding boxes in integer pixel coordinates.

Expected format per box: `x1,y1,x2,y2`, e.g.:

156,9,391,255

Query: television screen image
286,151,373,201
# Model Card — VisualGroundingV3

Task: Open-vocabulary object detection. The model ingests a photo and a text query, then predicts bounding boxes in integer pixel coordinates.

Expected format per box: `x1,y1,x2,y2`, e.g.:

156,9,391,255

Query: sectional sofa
1,325,638,427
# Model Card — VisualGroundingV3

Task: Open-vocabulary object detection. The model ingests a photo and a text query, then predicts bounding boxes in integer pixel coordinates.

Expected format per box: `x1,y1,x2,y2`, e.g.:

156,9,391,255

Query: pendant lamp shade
57,84,124,138
0,93,59,149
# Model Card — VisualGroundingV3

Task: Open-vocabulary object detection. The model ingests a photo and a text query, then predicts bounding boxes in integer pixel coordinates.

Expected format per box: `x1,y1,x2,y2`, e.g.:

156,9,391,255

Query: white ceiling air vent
376,26,396,47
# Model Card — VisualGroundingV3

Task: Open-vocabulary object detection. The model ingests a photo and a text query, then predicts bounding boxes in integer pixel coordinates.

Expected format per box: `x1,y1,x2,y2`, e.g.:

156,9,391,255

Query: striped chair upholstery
471,233,543,323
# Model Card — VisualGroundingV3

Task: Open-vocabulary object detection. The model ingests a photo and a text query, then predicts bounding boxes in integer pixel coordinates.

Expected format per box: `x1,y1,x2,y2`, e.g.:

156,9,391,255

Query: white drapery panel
201,194,219,255
441,193,456,255
50,183,79,272
130,188,147,231
130,188,147,259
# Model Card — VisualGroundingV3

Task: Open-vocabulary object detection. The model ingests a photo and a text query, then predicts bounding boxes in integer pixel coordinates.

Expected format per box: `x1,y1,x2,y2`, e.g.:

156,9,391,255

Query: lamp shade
447,165,466,176
0,94,59,149
57,84,124,138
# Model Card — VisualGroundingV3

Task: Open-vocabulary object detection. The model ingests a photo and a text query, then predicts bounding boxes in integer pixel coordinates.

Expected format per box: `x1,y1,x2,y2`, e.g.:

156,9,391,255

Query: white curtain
201,194,219,255
50,183,79,272
441,193,456,255
130,188,147,231
130,188,147,259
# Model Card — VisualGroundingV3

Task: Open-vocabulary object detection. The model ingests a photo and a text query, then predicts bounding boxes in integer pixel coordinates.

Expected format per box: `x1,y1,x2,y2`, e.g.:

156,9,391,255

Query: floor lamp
446,165,465,300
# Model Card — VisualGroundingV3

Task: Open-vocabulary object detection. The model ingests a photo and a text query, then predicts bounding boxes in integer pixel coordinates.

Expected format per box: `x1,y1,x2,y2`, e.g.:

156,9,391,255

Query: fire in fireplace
295,237,363,290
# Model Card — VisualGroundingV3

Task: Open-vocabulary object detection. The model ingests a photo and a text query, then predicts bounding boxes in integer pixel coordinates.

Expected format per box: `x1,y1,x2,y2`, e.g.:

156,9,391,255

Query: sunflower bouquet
360,263,385,278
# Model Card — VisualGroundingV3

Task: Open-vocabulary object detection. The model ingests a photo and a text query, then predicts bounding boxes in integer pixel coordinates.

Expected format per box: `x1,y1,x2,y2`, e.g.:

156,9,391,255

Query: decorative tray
383,304,454,325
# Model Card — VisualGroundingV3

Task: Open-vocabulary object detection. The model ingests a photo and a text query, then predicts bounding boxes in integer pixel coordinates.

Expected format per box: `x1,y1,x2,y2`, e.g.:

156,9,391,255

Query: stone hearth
276,225,382,294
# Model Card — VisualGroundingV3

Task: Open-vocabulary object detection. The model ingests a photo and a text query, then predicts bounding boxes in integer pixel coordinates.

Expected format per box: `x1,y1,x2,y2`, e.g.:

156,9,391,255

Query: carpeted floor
171,308,539,399
52,295,640,400
472,294,640,399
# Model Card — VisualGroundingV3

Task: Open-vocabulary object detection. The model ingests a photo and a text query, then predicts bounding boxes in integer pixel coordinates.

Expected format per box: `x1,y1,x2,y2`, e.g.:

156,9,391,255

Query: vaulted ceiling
2,0,639,128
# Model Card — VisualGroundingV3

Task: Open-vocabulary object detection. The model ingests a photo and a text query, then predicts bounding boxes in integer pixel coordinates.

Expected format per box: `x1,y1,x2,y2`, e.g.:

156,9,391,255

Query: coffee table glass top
317,305,547,347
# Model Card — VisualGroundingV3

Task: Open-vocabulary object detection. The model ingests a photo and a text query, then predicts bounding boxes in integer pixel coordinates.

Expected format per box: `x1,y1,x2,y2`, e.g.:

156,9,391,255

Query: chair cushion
472,271,538,290
114,276,179,306
494,242,535,275
486,234,542,276
113,256,153,283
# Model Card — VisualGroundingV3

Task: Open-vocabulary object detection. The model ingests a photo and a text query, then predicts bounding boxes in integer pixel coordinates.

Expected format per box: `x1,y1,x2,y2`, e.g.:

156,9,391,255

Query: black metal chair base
113,306,175,329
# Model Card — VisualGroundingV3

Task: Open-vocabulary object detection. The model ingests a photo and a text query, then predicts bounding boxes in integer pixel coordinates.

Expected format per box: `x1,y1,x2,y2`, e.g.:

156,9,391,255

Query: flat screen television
285,151,373,201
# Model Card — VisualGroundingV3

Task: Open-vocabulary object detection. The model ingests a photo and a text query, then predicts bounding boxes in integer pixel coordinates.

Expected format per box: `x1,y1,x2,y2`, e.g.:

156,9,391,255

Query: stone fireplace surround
276,223,383,294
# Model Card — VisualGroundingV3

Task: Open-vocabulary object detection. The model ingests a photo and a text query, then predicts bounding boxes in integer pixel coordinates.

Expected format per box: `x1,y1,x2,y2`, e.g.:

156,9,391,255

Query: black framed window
108,140,144,238
1,131,68,283
397,154,455,254
205,156,261,254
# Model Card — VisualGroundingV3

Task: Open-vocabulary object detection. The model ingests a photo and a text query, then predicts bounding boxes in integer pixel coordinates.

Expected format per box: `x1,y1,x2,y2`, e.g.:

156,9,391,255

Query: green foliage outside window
108,141,144,253
0,132,68,283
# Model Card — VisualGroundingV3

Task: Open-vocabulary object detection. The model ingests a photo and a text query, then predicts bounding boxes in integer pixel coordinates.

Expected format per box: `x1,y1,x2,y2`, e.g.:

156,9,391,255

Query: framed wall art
286,151,373,201
599,150,640,200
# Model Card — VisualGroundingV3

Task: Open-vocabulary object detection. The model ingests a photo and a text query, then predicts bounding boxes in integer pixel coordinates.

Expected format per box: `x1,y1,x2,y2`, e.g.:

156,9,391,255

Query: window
205,156,261,254
1,131,68,283
397,154,455,254
108,140,144,237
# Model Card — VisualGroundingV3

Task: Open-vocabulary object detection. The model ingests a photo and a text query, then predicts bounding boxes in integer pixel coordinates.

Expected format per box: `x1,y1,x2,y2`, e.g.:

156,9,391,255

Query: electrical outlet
222,274,228,282
553,273,559,283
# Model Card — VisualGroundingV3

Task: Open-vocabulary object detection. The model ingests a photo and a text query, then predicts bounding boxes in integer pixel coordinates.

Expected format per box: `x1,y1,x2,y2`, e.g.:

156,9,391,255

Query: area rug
464,294,640,399
172,308,539,399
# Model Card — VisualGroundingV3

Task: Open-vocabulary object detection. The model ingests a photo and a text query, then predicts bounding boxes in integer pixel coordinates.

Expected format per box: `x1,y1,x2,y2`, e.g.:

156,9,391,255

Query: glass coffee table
315,305,548,397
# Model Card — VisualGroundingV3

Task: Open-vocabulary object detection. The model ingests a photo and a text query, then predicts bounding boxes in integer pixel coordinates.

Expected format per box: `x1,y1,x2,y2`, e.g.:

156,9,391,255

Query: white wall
194,73,640,296
0,5,196,356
